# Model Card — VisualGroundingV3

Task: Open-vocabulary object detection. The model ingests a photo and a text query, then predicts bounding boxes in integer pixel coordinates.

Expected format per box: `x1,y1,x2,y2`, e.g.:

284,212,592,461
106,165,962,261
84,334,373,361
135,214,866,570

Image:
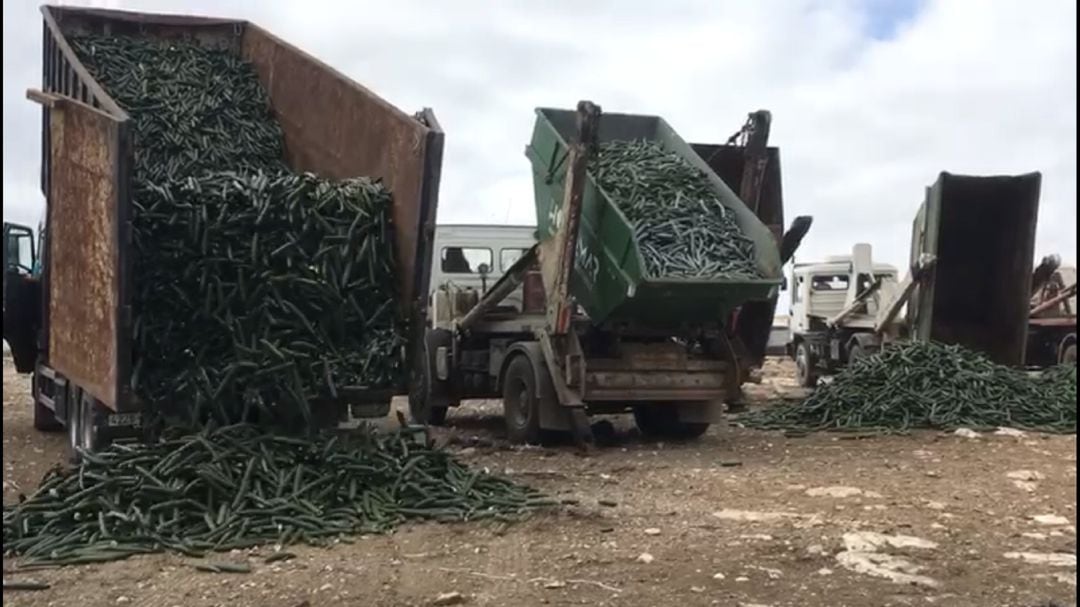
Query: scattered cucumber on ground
0,36,555,569
3,425,554,568
739,341,1077,434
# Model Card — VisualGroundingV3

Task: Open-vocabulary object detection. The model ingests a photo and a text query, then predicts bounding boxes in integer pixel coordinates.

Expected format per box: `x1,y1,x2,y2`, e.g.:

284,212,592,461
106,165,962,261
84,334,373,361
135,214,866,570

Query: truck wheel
795,342,818,388
632,404,710,440
1062,343,1077,366
847,343,866,366
408,330,450,426
502,355,542,444
31,373,62,432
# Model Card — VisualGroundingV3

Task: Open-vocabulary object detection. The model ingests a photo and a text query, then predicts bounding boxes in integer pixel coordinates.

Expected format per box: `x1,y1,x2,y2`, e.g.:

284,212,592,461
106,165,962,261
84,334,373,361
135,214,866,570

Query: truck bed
34,5,443,413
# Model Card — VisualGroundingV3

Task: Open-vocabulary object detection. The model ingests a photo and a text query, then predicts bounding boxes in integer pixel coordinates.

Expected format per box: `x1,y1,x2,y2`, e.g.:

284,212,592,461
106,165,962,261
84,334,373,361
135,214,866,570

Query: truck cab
789,257,900,335
787,245,901,386
429,224,537,313
3,221,43,379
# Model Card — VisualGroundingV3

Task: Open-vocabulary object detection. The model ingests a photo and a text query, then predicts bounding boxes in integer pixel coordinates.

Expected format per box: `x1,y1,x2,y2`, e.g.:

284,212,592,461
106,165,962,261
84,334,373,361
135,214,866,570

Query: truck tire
847,343,866,366
632,404,709,440
795,342,818,388
408,329,450,426
31,373,62,432
502,355,543,444
1062,343,1077,366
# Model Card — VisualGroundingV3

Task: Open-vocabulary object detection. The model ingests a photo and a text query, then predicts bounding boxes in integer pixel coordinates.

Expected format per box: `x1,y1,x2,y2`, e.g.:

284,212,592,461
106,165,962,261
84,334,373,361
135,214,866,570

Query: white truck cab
789,255,899,335
787,244,902,386
428,224,537,322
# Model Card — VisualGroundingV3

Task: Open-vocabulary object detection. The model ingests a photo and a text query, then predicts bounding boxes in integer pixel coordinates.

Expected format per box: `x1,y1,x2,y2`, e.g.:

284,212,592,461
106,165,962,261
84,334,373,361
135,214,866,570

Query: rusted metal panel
241,25,439,307
46,5,241,53
692,144,784,244
46,98,123,410
692,142,785,366
38,5,445,410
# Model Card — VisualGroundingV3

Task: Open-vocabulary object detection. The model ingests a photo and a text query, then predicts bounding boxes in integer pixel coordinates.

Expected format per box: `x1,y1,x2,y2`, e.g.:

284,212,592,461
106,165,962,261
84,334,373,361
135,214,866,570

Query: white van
429,224,537,312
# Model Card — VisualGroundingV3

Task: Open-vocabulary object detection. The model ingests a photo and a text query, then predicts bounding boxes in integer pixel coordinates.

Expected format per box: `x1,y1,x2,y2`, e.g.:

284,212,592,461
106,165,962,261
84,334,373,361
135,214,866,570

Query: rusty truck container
32,5,444,417
908,172,1041,366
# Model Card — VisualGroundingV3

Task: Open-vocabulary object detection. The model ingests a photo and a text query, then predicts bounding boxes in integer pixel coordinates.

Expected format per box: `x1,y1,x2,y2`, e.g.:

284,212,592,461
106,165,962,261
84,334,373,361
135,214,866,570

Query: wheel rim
506,379,530,428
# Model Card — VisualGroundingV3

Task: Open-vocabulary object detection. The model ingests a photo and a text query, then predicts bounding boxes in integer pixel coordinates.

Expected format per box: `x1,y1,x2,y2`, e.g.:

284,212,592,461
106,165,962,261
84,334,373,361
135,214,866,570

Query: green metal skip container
525,107,783,327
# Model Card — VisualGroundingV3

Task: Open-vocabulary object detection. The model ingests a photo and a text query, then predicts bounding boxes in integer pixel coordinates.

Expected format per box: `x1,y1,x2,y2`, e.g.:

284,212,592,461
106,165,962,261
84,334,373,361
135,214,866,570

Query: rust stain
47,104,118,409
241,27,430,305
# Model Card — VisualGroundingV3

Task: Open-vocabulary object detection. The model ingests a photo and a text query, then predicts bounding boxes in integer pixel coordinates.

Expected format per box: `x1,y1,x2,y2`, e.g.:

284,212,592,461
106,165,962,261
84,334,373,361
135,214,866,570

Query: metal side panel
46,97,126,411
241,25,439,308
691,143,785,364
911,172,1041,366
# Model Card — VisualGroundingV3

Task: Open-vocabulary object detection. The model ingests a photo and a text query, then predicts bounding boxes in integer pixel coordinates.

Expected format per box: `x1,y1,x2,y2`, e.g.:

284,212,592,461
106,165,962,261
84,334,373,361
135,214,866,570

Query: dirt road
3,356,1076,607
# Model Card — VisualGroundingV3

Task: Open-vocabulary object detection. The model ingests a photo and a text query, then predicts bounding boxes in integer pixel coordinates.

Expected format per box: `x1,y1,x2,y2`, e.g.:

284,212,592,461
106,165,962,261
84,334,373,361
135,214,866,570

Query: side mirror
477,263,490,293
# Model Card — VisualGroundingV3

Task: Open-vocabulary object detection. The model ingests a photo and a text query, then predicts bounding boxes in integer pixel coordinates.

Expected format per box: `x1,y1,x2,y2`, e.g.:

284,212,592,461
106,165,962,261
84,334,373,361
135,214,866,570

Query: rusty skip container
31,5,444,418
908,171,1041,366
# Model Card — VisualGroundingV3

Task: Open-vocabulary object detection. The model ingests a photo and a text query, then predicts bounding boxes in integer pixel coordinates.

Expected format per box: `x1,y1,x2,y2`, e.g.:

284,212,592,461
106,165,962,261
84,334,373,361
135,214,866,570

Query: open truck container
8,5,444,448
525,108,782,328
690,140,786,365
909,172,1041,367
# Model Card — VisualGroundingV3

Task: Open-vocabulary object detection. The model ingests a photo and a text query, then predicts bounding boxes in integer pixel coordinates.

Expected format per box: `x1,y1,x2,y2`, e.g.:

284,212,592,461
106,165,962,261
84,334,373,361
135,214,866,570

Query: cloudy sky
3,0,1076,283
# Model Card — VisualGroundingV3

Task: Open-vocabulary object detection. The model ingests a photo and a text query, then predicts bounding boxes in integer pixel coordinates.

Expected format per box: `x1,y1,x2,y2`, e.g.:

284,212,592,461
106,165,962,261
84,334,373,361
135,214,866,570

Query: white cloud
2,0,1075,285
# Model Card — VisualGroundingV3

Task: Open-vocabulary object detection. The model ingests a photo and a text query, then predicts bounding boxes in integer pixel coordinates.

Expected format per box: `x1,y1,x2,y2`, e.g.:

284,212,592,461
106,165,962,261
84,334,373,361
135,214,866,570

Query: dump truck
2,5,444,453
787,243,913,386
787,171,1042,384
410,103,811,442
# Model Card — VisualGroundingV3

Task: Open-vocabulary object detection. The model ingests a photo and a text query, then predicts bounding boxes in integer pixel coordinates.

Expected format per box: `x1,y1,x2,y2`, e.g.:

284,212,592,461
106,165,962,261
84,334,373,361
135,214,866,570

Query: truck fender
847,332,882,352
497,341,574,432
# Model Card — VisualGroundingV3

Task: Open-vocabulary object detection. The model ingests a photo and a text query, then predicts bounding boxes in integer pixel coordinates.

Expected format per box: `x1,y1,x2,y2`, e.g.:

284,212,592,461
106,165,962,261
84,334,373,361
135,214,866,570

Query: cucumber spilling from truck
2,7,555,569
70,34,405,430
5,5,446,449
590,139,762,280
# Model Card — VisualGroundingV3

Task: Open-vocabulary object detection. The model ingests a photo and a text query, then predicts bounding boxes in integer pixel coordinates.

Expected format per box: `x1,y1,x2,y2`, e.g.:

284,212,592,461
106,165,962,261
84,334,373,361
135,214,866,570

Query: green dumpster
525,107,782,327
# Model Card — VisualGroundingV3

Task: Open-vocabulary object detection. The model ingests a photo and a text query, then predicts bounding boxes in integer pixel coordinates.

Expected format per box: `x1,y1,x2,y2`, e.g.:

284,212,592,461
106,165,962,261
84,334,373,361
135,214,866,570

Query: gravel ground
3,355,1076,607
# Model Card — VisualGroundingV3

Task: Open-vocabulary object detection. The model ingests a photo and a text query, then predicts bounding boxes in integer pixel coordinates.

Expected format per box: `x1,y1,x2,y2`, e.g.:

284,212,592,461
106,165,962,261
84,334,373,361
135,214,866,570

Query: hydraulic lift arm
1030,282,1077,317
873,253,936,334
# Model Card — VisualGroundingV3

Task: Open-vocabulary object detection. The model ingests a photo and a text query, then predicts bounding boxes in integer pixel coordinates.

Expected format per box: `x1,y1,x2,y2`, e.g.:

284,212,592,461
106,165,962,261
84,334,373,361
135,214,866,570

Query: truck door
3,221,41,372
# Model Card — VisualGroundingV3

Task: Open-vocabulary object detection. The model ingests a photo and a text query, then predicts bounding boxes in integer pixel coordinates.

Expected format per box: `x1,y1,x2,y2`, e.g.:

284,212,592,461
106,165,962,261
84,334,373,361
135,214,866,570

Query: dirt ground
3,355,1076,607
